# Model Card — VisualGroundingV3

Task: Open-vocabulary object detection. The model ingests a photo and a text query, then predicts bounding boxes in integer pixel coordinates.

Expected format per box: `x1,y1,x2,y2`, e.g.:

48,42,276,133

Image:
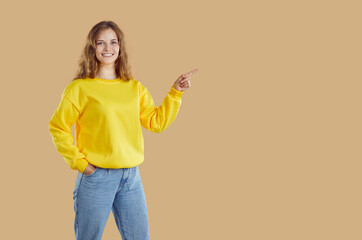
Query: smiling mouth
102,53,114,56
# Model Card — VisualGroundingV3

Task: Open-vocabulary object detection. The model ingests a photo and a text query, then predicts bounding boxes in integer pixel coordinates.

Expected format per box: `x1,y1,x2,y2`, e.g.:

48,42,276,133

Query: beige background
0,0,361,239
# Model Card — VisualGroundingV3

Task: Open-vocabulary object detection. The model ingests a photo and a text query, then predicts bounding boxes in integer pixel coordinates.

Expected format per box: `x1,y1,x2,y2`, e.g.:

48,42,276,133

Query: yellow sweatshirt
48,77,183,173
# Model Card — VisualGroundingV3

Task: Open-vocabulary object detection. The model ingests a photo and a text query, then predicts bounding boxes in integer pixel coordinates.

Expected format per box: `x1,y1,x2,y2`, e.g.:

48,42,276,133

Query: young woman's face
95,28,120,66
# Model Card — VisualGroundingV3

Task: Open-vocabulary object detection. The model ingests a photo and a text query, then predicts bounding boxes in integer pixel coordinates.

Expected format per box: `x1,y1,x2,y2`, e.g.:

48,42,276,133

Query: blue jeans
72,165,149,240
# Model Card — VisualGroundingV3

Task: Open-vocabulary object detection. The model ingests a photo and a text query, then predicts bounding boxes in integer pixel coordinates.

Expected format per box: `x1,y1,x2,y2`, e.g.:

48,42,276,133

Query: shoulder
65,78,84,88
129,78,148,90
62,79,87,98
127,78,146,91
127,78,141,85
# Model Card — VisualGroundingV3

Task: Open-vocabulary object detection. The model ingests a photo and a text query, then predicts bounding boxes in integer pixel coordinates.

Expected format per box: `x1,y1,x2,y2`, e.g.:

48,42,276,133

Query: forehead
96,28,118,40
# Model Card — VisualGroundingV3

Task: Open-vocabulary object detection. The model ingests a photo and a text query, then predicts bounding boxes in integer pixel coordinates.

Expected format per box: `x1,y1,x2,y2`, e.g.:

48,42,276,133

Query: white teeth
102,54,113,56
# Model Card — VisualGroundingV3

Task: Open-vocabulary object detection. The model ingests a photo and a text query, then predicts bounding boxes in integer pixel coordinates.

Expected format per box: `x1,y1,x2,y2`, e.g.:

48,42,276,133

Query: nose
104,43,112,51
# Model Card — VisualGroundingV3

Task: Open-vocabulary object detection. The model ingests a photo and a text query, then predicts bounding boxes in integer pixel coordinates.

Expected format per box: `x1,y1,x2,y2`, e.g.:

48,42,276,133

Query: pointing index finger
184,68,200,77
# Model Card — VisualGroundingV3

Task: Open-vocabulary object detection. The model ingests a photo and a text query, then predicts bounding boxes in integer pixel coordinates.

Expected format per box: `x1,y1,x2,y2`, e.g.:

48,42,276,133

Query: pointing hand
172,68,200,92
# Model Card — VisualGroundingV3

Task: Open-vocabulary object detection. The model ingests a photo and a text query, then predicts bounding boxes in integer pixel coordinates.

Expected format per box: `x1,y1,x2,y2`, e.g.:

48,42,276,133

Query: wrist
170,86,184,98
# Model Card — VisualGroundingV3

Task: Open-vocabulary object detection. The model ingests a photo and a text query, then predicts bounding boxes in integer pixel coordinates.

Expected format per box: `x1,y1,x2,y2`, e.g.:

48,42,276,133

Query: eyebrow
96,39,118,41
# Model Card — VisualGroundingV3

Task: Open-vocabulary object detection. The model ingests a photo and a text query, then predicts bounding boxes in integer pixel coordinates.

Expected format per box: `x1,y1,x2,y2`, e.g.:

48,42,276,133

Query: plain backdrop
0,0,361,239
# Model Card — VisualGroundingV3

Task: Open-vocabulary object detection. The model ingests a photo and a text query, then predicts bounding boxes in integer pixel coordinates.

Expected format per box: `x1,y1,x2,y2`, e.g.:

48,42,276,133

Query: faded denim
73,165,149,240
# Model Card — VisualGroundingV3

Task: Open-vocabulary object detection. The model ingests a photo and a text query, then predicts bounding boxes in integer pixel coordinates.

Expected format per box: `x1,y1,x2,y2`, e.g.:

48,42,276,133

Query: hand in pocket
83,163,97,176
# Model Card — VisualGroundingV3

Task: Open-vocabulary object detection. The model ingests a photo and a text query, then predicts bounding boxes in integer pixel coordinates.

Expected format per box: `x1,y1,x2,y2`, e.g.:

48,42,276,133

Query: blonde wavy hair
73,20,133,81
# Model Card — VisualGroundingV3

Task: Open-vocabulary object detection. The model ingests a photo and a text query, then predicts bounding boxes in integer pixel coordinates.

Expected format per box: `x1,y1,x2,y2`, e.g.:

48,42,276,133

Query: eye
96,42,103,45
112,41,118,44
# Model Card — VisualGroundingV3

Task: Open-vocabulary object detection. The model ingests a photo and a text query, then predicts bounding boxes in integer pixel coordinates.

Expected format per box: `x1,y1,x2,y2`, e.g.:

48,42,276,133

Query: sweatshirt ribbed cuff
76,158,89,173
169,87,183,99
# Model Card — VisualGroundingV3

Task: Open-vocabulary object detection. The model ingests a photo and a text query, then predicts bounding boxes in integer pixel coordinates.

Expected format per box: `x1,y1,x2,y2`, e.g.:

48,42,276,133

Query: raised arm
139,83,183,133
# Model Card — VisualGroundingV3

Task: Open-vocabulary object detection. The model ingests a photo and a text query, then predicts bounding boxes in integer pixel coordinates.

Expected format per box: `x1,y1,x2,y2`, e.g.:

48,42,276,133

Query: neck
96,64,117,79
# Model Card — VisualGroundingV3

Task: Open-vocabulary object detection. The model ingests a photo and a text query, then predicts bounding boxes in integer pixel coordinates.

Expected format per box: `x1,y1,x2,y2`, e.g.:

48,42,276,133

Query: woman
48,20,199,240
